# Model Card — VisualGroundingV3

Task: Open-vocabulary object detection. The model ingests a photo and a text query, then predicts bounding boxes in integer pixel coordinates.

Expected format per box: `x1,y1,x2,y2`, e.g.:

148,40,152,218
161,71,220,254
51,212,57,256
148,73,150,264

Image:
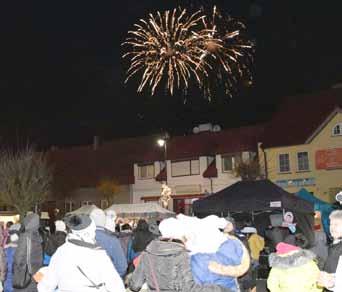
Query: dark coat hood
146,239,185,256
23,213,40,232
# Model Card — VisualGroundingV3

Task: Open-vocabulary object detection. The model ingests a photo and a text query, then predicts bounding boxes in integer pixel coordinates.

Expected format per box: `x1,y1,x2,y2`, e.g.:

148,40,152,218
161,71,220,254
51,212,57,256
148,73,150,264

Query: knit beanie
276,242,300,255
89,208,106,228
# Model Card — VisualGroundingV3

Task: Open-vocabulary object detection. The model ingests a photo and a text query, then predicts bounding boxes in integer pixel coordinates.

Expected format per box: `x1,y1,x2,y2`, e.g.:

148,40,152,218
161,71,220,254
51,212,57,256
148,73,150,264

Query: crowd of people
0,208,341,292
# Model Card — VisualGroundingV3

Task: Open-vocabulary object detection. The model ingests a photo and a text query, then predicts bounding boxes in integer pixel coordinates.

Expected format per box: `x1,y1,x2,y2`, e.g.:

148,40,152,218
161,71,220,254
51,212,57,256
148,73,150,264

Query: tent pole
252,211,255,223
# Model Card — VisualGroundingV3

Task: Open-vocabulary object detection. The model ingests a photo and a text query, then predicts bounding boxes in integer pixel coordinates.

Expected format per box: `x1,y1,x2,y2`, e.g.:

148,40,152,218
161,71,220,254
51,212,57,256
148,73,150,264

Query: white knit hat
55,220,66,233
89,208,106,228
159,218,186,240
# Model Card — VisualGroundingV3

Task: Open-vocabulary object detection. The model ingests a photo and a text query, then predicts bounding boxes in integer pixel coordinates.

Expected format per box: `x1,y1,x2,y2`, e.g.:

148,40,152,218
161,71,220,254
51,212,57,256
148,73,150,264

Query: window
332,123,342,136
64,201,75,213
222,154,241,172
297,152,309,171
81,201,93,206
138,164,154,179
171,159,200,177
279,154,290,172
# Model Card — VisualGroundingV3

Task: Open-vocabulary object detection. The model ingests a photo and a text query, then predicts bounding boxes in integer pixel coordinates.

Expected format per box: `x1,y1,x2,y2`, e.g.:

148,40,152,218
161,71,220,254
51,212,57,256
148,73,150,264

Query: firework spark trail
199,6,254,99
123,7,253,98
123,8,219,95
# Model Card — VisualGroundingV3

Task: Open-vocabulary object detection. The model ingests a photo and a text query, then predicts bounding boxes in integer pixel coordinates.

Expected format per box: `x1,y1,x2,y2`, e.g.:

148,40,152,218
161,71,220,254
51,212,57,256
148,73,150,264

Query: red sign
316,148,342,169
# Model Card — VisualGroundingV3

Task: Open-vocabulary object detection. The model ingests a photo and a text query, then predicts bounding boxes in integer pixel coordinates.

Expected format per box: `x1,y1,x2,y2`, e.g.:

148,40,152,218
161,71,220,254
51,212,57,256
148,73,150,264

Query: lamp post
157,133,170,208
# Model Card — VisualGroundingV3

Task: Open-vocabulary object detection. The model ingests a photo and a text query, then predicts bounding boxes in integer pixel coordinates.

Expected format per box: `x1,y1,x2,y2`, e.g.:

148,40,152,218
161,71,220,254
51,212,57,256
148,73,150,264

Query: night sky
0,0,341,149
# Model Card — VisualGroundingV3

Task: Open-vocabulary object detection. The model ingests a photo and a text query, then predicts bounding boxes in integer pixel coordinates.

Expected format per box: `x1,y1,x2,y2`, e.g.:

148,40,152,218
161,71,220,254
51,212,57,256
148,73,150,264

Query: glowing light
123,8,214,96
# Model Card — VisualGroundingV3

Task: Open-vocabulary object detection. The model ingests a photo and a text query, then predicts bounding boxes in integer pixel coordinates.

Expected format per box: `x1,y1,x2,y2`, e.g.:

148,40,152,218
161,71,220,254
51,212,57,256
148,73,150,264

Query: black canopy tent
193,180,315,245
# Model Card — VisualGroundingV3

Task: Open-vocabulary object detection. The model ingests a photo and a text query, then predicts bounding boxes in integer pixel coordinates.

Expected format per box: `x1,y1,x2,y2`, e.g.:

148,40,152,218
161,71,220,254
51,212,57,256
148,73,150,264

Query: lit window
279,154,290,173
297,152,309,171
332,123,342,136
138,164,154,179
222,154,241,172
171,159,200,177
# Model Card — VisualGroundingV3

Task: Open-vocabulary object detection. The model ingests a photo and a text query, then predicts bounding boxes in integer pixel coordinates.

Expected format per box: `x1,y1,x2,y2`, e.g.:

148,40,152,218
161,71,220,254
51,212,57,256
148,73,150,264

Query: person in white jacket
37,214,125,292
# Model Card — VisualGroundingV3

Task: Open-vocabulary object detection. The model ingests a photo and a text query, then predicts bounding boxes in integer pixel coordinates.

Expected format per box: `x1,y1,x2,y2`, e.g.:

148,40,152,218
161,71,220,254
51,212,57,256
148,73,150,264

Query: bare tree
96,178,121,206
0,147,53,218
235,158,261,181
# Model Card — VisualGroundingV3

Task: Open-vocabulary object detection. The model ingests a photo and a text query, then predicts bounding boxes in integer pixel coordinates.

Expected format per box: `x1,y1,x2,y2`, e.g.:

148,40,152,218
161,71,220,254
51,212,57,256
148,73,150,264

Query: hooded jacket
129,239,231,292
13,214,43,292
37,239,125,292
45,231,66,256
267,249,322,292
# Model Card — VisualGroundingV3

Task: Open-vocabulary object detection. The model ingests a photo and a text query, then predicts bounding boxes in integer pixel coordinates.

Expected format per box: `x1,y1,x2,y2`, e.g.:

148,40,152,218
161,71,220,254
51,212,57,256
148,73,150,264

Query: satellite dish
193,127,200,134
213,125,221,132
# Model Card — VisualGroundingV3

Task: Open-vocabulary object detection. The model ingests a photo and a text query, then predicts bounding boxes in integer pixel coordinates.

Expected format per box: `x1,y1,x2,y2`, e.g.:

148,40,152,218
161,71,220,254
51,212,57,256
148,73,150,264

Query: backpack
13,236,32,289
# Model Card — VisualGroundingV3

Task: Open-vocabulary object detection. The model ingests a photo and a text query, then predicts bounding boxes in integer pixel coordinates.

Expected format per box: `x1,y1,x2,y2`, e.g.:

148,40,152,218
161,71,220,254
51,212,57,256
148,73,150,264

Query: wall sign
316,148,342,170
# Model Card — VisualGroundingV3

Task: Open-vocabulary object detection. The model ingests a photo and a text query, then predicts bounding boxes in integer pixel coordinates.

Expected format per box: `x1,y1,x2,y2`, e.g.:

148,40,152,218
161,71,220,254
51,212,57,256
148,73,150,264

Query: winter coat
324,240,342,273
132,221,155,253
129,239,231,292
95,227,127,277
13,214,43,292
37,240,125,292
44,231,66,257
191,237,244,291
309,231,328,270
248,233,265,261
115,231,133,260
267,249,322,292
4,244,17,292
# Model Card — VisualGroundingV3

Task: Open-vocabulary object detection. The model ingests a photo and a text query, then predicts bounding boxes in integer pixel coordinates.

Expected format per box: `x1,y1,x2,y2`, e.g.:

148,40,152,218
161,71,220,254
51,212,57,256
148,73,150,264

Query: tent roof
296,188,334,212
106,202,175,219
67,204,99,216
193,180,314,214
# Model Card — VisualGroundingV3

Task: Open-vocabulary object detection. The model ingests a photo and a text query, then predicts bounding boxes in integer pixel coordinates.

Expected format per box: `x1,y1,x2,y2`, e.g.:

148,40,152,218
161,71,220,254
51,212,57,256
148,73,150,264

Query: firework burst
199,6,254,98
123,8,217,95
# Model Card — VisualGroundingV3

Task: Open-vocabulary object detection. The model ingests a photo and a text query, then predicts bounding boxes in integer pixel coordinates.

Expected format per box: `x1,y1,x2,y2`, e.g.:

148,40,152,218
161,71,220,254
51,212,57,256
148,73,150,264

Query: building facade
259,89,342,202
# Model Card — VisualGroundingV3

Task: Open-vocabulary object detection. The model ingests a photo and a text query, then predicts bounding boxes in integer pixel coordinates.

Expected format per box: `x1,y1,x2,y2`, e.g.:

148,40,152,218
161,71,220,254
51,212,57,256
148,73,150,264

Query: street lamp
157,133,170,208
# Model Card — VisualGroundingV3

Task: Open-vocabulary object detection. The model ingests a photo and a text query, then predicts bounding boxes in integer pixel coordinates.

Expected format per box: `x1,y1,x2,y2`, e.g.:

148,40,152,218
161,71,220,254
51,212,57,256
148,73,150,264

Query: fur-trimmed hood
269,249,316,269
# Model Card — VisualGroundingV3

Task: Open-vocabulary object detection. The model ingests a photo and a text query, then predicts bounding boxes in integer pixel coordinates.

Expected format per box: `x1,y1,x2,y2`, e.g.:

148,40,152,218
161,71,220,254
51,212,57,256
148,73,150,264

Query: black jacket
129,239,231,292
45,231,67,256
13,214,43,292
324,240,342,273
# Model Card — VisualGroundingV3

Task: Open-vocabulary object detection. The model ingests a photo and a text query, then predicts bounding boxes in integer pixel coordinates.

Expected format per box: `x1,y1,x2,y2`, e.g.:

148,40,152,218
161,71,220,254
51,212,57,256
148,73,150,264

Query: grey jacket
13,214,43,292
129,239,231,292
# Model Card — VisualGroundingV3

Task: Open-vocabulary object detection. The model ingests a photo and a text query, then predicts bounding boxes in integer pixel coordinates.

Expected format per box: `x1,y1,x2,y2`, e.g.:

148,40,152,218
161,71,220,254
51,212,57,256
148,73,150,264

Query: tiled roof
261,88,342,149
48,125,264,187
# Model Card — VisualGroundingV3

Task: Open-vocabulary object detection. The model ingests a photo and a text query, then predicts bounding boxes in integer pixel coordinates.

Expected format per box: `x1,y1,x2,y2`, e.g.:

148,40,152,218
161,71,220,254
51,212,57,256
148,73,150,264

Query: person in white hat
129,218,229,292
44,220,67,260
37,214,125,292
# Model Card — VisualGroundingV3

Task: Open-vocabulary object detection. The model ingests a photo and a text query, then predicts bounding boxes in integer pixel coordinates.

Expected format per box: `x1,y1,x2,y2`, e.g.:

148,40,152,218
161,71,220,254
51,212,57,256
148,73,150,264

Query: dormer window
332,123,342,136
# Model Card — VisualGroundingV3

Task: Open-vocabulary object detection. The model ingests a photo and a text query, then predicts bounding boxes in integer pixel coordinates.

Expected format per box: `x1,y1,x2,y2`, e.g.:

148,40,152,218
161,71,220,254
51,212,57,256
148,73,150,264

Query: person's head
55,220,67,233
224,216,236,234
135,219,149,232
159,218,186,242
329,210,342,240
6,221,13,229
89,208,106,228
275,242,300,255
121,223,132,232
65,215,96,244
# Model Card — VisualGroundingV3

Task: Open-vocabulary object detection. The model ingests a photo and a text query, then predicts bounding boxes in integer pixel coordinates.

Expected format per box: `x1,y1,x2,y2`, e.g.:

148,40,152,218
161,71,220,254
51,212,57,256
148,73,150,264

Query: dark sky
0,0,341,148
